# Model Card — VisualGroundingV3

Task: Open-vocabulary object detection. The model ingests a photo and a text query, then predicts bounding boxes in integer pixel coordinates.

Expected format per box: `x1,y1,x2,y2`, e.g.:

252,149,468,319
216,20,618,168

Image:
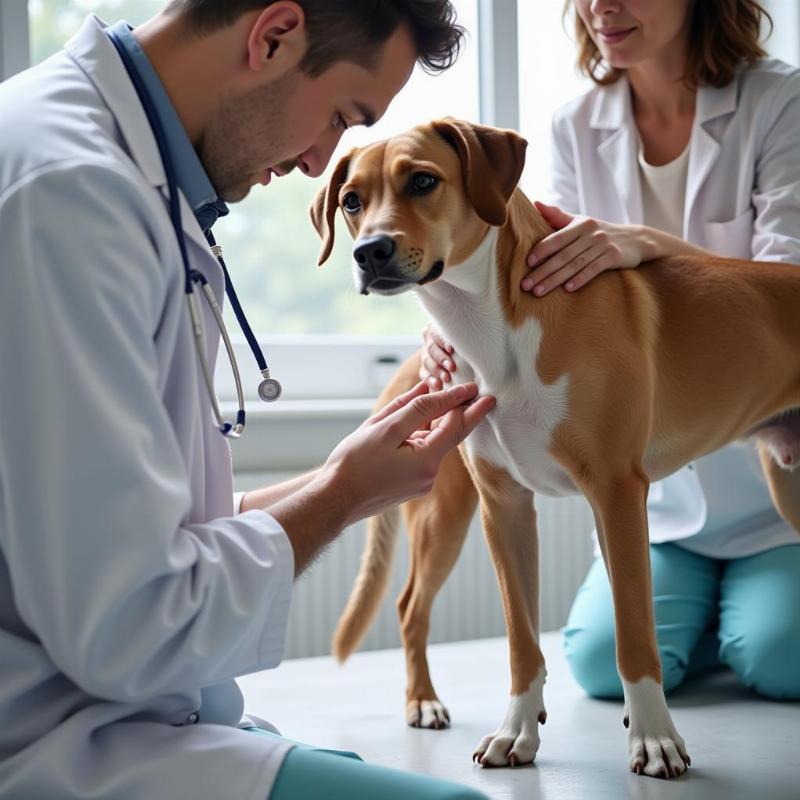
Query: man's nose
353,235,396,274
299,131,345,178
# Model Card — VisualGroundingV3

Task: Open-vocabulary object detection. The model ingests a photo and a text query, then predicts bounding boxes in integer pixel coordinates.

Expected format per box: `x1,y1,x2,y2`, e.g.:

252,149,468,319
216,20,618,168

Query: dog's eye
411,173,438,194
342,192,362,213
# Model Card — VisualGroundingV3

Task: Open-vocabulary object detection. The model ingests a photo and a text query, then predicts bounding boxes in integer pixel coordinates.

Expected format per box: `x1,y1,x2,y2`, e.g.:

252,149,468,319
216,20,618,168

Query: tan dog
310,119,800,779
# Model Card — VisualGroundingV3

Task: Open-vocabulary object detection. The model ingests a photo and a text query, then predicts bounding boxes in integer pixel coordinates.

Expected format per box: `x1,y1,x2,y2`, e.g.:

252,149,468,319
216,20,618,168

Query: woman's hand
523,201,649,296
419,323,457,390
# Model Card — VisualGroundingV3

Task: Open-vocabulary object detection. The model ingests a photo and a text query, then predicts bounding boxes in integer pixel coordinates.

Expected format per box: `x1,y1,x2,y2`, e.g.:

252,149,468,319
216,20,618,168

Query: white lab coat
0,16,295,800
549,60,800,556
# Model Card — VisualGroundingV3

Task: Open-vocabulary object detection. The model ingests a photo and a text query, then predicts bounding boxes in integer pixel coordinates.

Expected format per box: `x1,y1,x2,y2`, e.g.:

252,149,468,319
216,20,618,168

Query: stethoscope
107,28,281,439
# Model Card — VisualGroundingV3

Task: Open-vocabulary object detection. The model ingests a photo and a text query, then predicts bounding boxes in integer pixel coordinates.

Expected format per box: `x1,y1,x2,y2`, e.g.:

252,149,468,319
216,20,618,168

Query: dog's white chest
465,320,575,496
416,232,576,496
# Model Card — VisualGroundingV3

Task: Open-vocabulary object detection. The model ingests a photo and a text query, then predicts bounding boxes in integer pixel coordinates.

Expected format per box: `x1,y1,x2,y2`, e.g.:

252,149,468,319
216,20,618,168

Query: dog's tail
331,351,422,663
332,505,401,662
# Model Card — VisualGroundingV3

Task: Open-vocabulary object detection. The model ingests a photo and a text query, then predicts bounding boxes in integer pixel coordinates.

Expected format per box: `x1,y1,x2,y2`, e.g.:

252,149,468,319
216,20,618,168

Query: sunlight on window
517,0,591,203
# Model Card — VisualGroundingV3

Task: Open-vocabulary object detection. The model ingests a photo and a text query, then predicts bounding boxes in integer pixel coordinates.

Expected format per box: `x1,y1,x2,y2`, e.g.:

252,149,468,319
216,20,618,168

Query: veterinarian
422,0,800,700
0,2,496,799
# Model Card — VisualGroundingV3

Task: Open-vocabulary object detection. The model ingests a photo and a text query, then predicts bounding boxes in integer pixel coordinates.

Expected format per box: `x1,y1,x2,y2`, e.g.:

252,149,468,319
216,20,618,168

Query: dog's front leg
588,471,691,779
467,457,545,768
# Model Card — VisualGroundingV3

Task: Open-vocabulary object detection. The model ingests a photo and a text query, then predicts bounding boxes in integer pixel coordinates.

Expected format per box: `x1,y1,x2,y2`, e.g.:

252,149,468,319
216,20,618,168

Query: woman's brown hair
566,0,774,89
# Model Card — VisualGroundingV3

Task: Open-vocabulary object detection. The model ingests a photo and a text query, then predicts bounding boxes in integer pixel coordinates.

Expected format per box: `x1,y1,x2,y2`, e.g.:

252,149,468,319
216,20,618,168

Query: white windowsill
225,398,375,472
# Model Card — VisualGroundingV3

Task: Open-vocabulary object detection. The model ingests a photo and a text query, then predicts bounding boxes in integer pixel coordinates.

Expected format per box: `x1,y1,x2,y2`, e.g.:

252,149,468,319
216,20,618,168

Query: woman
422,0,800,700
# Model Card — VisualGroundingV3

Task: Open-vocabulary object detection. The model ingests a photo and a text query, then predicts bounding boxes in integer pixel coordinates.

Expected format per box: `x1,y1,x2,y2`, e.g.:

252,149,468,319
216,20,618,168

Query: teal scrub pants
246,729,489,800
563,542,800,700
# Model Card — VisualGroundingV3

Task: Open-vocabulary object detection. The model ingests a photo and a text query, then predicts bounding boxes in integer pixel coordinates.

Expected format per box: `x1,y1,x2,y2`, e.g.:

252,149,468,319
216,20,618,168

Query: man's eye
342,192,362,213
335,113,350,131
411,173,438,194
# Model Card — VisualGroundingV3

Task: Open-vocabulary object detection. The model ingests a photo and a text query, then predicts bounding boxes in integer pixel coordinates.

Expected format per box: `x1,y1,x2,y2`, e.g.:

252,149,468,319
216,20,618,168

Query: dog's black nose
353,235,396,274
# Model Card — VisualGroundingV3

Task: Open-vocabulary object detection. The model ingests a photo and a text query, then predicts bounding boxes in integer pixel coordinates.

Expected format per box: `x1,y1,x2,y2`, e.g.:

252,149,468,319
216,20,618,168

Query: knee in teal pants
563,543,721,699
563,543,800,701
717,544,800,700
247,729,489,800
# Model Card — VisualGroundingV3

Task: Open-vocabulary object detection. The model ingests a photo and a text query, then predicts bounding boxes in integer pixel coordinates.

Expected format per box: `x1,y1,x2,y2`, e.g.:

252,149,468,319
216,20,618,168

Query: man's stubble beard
199,70,298,203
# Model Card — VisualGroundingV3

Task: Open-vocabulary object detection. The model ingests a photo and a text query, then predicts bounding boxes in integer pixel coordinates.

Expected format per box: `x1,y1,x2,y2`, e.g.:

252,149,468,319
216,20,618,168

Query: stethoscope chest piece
258,375,282,403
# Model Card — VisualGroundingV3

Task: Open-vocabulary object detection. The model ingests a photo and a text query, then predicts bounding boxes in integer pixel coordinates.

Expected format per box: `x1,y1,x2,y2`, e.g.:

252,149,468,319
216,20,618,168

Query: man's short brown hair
166,0,465,76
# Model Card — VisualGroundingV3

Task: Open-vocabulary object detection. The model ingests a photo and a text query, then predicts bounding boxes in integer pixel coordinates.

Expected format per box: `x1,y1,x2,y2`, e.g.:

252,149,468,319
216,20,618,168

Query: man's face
200,22,417,203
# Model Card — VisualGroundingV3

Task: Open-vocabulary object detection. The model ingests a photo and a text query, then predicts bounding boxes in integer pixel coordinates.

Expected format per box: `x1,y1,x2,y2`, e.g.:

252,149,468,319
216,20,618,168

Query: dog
309,118,800,779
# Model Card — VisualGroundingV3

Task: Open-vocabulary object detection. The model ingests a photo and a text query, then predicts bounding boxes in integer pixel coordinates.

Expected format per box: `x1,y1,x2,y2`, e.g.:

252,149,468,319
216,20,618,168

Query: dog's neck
414,190,553,383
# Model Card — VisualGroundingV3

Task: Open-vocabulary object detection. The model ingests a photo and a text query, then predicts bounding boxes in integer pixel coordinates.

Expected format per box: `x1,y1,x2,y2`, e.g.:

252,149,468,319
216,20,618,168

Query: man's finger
370,381,429,424
384,382,479,438
423,395,496,457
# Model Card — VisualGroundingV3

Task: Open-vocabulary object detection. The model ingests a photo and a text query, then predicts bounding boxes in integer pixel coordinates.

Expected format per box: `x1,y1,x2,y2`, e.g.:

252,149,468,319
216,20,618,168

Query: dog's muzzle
353,235,444,295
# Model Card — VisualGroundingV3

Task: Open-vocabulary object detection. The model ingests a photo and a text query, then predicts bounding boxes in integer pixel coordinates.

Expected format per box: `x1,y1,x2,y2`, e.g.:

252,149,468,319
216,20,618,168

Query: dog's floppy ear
431,118,527,226
309,152,353,266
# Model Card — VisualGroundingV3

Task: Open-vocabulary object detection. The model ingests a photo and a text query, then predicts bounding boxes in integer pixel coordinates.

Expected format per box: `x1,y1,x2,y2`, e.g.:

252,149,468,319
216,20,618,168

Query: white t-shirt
638,138,690,238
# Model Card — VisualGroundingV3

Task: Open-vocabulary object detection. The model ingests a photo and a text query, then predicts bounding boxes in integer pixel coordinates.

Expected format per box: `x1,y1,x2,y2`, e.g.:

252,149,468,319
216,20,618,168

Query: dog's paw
628,733,690,779
625,677,690,779
472,673,546,767
406,698,450,729
472,718,542,767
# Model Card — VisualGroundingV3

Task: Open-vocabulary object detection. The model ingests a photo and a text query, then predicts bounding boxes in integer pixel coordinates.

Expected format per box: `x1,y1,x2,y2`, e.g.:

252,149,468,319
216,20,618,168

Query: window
516,1,591,203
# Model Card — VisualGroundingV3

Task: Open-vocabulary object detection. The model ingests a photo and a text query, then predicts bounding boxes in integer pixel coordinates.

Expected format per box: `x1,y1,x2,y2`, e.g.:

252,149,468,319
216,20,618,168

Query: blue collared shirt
109,21,229,231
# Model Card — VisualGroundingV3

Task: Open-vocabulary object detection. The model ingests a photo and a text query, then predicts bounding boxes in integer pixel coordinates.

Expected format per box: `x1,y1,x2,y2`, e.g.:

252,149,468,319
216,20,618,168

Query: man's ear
309,153,353,266
247,2,306,75
430,118,527,226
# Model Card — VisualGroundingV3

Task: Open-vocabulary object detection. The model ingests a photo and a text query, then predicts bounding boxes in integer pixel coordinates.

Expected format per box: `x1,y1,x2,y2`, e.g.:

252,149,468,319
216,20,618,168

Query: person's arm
520,105,713,297
521,204,716,296
0,162,300,700
750,70,800,263
240,468,321,512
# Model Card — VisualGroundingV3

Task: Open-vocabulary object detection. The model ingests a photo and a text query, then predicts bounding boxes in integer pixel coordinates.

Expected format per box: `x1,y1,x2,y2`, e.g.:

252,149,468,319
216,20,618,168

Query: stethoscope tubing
106,27,280,438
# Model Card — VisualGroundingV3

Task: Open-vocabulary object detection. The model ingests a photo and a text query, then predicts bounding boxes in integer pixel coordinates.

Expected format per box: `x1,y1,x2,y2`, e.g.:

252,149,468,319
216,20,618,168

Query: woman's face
573,0,693,69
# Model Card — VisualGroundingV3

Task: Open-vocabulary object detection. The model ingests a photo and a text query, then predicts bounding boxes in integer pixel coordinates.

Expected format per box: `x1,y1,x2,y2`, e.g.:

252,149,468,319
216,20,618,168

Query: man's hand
266,381,495,575
325,380,494,525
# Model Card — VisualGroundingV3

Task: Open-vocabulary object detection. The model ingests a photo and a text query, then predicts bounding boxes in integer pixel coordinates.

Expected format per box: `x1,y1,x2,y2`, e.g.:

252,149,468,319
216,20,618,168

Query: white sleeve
0,162,293,704
751,71,800,263
546,109,581,214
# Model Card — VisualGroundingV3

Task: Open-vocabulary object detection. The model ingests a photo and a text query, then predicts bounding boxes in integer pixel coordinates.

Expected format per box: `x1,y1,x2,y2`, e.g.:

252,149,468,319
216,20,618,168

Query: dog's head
309,118,527,295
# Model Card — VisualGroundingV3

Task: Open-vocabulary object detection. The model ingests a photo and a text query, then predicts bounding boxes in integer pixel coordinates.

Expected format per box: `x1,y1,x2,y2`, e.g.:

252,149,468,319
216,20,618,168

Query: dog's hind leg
467,457,545,768
399,446,477,729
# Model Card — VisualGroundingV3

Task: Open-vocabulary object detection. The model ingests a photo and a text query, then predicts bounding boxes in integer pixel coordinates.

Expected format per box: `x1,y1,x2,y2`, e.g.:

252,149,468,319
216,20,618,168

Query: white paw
406,698,450,729
624,677,690,779
473,670,546,767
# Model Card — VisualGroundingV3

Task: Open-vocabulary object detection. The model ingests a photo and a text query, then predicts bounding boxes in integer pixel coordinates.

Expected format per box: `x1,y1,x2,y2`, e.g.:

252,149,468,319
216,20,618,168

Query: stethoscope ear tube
197,278,247,437
187,289,243,438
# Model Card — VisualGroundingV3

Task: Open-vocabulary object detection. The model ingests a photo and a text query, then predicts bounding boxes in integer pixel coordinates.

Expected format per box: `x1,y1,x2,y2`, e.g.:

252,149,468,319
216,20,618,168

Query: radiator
236,470,595,660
